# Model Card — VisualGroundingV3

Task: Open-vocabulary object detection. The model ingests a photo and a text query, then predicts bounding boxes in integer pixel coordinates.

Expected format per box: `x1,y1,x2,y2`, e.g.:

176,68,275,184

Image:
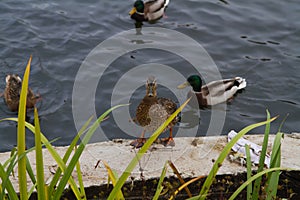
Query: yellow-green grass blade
265,115,286,200
75,146,87,200
245,144,252,200
153,161,168,200
107,98,190,200
0,158,16,200
266,132,283,200
252,110,271,200
102,160,124,199
48,116,93,195
1,118,82,199
0,163,18,199
198,116,277,200
26,155,36,184
34,108,46,200
228,168,292,200
53,104,128,199
0,146,36,200
28,182,37,199
0,148,18,200
18,55,32,200
4,147,17,169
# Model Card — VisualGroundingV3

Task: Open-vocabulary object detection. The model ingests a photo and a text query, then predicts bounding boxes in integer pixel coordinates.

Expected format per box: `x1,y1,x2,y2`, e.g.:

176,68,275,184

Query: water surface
0,0,299,152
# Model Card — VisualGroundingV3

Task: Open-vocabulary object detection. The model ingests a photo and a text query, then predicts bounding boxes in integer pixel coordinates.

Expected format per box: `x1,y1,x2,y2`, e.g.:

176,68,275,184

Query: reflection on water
0,0,299,152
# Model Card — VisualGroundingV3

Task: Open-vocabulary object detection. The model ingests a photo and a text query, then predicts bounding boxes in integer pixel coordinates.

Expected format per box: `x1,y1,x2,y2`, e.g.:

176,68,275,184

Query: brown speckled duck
177,75,247,108
131,76,178,148
3,74,40,112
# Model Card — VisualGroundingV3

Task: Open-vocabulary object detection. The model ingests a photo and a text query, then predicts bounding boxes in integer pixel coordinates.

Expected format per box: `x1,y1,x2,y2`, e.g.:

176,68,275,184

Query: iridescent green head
187,75,202,92
177,75,203,92
134,0,145,13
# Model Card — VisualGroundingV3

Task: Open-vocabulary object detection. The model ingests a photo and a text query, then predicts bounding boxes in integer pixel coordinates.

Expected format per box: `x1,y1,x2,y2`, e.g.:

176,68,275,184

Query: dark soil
30,170,300,200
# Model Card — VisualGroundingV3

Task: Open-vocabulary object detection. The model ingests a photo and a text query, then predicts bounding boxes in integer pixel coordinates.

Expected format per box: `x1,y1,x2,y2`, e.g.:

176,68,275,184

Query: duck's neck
192,86,201,93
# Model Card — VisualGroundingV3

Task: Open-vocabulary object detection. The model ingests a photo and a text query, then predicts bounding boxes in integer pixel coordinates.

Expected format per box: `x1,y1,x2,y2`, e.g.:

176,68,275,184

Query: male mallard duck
177,75,246,108
131,76,178,148
3,74,40,112
129,0,169,22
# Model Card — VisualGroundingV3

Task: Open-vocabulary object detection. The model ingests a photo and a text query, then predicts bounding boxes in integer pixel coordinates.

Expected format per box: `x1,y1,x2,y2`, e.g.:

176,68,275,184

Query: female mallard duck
3,74,40,112
177,75,246,108
129,0,169,22
131,76,178,148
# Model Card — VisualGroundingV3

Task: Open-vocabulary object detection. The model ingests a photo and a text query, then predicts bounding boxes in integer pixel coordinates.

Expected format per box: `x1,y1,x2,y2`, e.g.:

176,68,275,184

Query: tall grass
0,57,127,199
17,56,32,200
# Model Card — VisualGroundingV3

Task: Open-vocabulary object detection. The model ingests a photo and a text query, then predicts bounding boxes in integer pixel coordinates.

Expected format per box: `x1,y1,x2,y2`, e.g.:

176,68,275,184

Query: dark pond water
0,0,299,152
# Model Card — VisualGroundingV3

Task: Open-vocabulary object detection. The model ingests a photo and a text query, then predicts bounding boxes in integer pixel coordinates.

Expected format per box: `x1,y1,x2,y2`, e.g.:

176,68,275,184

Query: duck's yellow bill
129,7,137,15
177,82,190,89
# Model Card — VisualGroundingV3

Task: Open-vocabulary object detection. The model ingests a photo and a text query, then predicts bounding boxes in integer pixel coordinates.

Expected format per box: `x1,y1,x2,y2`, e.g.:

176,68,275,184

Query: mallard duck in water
131,76,178,148
3,74,40,112
129,0,169,22
177,75,246,108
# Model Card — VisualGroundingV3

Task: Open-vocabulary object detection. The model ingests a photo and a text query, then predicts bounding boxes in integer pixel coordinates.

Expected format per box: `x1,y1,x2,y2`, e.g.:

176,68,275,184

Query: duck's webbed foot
160,137,175,147
130,138,146,148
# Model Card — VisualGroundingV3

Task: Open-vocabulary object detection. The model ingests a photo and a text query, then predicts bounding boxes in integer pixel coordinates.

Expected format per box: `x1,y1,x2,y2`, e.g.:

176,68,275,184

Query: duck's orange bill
129,7,137,15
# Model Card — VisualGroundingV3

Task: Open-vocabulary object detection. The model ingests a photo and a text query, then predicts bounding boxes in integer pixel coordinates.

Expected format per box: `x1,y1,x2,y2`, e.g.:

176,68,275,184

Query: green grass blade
1,118,82,199
17,55,32,200
252,110,271,200
0,163,19,200
269,132,283,169
1,146,36,200
28,182,37,199
266,132,283,200
4,147,17,169
48,116,93,195
228,168,291,200
0,148,17,198
34,108,46,200
26,155,36,184
107,99,190,200
198,116,277,200
53,104,128,200
75,146,87,200
245,144,252,200
153,161,168,200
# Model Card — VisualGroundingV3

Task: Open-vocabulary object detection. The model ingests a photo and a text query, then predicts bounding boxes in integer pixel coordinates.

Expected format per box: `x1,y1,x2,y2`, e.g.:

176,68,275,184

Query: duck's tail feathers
164,0,170,7
235,77,247,90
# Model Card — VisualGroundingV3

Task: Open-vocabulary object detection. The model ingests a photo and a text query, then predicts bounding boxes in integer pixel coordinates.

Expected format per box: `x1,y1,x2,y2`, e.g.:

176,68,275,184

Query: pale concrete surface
0,133,299,190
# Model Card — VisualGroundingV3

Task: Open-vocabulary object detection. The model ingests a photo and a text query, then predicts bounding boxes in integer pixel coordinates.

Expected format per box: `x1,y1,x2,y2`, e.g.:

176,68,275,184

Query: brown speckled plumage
136,77,178,132
131,76,178,148
4,74,40,112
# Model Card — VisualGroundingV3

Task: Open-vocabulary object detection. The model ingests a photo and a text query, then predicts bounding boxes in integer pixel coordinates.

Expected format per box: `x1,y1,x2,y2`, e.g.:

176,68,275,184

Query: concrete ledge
1,133,299,189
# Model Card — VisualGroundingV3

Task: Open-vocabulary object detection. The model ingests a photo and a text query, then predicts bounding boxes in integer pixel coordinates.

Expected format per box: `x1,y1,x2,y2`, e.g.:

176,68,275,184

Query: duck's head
6,74,22,90
129,0,145,15
177,75,202,92
145,76,157,98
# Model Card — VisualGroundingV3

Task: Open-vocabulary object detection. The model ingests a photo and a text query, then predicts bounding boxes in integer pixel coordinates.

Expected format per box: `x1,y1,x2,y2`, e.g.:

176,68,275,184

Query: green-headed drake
129,0,169,22
177,75,246,108
131,76,178,148
3,74,40,112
